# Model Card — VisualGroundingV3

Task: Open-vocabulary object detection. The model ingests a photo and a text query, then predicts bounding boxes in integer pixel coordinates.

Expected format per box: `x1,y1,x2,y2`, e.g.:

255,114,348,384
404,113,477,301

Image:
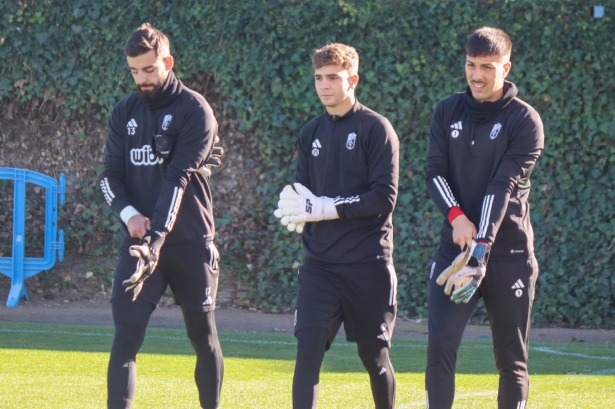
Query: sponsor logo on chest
126,118,138,135
130,144,163,166
312,139,322,156
450,121,462,138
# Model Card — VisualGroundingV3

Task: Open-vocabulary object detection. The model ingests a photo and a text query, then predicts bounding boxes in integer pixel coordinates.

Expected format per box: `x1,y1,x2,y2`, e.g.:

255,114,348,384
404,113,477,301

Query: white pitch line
587,368,615,375
399,390,497,408
532,346,615,361
1,329,614,360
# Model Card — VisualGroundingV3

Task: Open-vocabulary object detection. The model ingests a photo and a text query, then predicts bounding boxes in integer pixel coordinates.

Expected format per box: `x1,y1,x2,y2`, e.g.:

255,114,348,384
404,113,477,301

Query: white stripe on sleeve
433,176,459,208
477,195,494,238
100,178,115,205
164,187,184,231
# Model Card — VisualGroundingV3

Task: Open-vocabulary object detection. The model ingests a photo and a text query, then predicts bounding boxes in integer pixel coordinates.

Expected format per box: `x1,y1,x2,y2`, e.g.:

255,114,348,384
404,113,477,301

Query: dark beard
136,80,163,102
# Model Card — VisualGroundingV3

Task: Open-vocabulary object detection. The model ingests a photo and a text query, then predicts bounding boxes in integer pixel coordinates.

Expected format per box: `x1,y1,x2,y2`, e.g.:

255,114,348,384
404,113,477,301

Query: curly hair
312,43,359,74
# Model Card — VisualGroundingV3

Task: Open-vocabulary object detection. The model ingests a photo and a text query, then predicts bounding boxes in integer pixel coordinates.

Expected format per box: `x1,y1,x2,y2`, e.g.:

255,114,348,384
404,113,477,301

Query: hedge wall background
0,0,613,327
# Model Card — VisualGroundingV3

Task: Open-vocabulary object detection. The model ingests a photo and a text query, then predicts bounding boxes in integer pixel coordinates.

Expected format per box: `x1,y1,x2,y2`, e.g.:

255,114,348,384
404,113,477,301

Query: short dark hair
312,43,359,74
124,23,170,57
465,27,512,58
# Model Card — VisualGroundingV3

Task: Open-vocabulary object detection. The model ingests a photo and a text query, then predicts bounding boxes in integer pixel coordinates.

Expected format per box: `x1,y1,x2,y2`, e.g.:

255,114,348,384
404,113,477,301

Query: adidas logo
378,368,387,375
126,118,138,135
377,323,390,342
450,121,462,138
311,139,322,156
511,279,525,289
512,279,524,298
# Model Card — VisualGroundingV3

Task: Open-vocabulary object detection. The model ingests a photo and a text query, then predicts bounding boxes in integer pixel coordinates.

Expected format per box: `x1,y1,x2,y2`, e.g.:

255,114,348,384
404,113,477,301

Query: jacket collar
464,81,517,123
141,70,183,111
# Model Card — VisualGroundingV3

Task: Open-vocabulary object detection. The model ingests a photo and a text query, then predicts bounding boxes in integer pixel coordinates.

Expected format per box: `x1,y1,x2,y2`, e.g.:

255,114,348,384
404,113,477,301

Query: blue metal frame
0,168,65,307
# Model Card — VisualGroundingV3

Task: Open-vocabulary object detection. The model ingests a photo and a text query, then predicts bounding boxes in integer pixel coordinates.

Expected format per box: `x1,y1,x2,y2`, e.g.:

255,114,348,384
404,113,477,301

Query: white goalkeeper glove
279,183,339,224
273,185,305,233
437,240,490,304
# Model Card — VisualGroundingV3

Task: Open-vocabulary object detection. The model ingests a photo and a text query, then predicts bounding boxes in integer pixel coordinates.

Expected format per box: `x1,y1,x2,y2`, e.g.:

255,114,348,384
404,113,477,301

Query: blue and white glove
437,240,490,304
123,230,166,301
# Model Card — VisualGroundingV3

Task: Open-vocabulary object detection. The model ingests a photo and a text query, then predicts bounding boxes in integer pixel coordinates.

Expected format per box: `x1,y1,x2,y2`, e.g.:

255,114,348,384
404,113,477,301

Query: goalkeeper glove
277,183,338,224
274,185,305,233
123,230,166,301
197,135,225,178
437,241,490,304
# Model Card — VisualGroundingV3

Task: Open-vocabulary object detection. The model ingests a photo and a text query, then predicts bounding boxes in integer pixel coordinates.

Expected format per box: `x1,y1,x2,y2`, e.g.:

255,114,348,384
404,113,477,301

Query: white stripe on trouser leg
387,264,398,306
517,400,527,409
426,390,429,408
478,194,494,238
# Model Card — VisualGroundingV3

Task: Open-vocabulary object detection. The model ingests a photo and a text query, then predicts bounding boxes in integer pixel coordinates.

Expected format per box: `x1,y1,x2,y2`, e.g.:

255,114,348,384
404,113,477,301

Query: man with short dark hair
101,23,223,409
425,27,544,408
275,43,400,409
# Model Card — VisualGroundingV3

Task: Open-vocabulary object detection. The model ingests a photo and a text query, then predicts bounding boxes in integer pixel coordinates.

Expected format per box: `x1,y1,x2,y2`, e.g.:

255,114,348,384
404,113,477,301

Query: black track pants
107,298,223,409
293,327,396,409
107,297,155,409
293,327,329,409
357,343,396,409
425,254,538,409
183,309,224,409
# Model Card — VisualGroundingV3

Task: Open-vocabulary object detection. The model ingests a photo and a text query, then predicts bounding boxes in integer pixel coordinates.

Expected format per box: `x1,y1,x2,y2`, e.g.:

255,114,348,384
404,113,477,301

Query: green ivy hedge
1,0,614,327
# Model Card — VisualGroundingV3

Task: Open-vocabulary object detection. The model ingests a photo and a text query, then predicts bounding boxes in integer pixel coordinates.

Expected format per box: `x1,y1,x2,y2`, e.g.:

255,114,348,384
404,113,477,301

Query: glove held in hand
123,230,166,301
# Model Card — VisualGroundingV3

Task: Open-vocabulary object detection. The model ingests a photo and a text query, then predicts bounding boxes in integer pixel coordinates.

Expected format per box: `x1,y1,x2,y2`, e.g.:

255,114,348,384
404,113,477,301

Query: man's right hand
451,214,476,251
127,214,151,238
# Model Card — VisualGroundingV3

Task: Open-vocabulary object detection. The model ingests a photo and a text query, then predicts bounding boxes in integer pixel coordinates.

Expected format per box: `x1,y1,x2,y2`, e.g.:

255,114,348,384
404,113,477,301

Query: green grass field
0,322,614,408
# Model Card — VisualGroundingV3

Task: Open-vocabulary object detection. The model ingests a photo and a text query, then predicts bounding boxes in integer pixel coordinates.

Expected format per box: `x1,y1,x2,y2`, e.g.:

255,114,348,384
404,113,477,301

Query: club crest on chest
490,123,502,139
346,132,357,150
162,114,173,131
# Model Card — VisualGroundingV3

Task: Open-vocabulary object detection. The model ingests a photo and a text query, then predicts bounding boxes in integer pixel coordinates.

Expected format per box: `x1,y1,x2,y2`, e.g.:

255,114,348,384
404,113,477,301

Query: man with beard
100,23,223,409
425,27,544,408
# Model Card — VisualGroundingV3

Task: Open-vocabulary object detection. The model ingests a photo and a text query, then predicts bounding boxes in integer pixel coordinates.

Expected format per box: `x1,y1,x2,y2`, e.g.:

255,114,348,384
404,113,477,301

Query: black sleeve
295,124,312,189
335,118,399,219
426,101,461,218
150,100,218,234
100,100,132,216
476,109,544,244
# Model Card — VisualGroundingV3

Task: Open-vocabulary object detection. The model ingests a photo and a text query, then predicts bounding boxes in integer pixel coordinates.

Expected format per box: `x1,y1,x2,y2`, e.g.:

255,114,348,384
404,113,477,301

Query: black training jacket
426,81,544,260
100,71,217,246
295,101,399,265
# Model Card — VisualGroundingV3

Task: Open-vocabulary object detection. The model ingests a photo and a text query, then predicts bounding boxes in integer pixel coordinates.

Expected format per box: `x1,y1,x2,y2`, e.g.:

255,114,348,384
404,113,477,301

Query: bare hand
127,214,151,238
451,214,476,251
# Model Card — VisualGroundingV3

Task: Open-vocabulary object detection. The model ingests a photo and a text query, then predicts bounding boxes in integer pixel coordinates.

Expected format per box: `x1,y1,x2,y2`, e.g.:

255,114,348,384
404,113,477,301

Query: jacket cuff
447,206,464,224
120,206,141,225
